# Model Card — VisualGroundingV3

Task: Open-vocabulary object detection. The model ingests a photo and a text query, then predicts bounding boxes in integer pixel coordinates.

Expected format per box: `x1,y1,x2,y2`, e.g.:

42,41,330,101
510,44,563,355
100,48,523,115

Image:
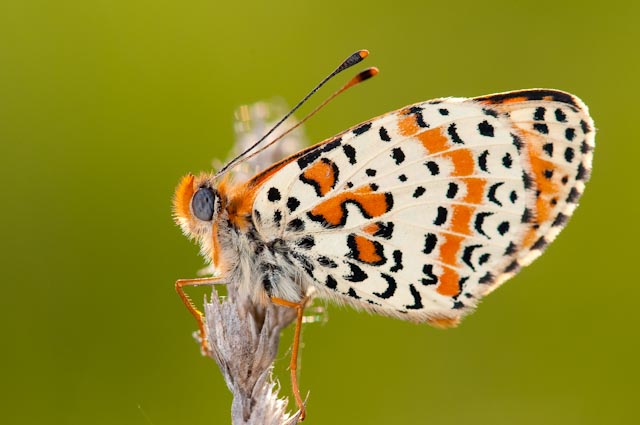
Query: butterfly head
173,173,222,241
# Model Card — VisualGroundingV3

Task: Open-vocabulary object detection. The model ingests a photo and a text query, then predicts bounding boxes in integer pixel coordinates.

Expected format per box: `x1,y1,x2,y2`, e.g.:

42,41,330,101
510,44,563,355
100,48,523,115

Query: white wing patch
251,90,594,323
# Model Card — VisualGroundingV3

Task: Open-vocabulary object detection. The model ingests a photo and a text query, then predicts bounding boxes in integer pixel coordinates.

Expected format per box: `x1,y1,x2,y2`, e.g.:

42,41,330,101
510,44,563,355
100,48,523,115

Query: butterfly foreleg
175,277,226,355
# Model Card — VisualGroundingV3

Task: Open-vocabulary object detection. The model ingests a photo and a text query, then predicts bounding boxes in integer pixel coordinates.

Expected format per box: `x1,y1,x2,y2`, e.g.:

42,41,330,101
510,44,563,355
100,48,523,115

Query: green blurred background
1,1,638,424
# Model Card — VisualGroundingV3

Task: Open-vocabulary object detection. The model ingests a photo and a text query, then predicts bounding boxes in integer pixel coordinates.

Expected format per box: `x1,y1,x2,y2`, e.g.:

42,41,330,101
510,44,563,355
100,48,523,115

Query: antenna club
358,49,369,59
356,67,379,83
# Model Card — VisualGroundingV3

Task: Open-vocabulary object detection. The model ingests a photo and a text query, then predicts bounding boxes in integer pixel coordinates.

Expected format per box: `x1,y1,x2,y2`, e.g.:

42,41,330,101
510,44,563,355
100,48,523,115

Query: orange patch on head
173,174,195,220
309,186,391,227
351,235,384,264
301,158,338,197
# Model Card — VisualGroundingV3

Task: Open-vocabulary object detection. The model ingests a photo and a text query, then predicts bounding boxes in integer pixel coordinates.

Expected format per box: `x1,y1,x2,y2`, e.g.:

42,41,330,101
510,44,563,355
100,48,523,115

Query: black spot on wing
576,163,589,181
353,122,372,136
405,284,423,310
447,123,464,144
372,221,394,239
564,147,575,163
296,137,342,169
502,152,513,168
478,120,494,137
423,233,438,254
391,147,405,165
390,250,403,272
474,212,494,238
552,213,568,227
504,260,520,273
565,128,576,141
346,288,361,299
482,107,498,118
413,186,426,198
374,273,397,299
533,123,549,134
534,107,546,121
511,133,523,152
342,144,357,165
404,106,429,128
580,119,591,134
462,244,482,271
566,187,580,203
286,218,305,232
522,172,533,189
421,264,438,285
273,210,282,227
267,187,281,202
433,207,448,226
287,197,300,212
479,272,494,284
542,143,554,157
438,108,449,115
325,275,337,289
318,256,338,268
555,108,567,122
446,182,458,199
296,235,315,249
379,126,391,141
504,242,517,256
531,237,548,250
425,161,440,175
344,262,368,282
497,221,510,235
487,182,504,206
478,150,489,172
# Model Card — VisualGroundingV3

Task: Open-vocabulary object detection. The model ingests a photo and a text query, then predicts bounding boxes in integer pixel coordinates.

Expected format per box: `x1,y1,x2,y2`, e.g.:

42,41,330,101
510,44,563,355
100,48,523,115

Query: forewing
251,89,594,323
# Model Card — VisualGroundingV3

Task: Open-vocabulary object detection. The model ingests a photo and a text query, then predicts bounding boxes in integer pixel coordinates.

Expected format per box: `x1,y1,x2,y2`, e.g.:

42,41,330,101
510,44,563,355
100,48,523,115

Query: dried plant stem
203,286,303,424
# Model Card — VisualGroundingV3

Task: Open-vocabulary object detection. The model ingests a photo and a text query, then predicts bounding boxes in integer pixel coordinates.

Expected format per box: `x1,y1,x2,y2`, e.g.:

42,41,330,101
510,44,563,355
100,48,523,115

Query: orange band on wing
351,235,384,264
308,186,392,228
300,158,338,197
416,128,449,154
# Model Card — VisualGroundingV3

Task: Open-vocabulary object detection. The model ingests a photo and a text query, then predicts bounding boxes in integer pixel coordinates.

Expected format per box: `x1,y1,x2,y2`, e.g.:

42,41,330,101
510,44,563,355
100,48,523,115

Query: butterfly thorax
173,172,309,305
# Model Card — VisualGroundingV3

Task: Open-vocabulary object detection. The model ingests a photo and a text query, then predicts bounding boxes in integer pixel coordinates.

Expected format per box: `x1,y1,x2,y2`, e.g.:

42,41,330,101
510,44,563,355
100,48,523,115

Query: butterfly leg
175,277,225,355
271,296,309,421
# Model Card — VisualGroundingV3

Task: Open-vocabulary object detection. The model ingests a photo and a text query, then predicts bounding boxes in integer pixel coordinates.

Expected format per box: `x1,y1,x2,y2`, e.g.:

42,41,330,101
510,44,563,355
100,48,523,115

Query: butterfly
172,51,595,419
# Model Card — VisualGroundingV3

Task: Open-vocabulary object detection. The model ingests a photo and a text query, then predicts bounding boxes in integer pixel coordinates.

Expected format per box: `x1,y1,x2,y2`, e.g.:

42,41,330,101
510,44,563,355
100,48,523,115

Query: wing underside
249,89,594,323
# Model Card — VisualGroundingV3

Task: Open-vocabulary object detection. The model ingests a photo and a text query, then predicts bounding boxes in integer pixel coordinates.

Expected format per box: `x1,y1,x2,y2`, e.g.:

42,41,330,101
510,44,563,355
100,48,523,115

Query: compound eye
191,187,216,221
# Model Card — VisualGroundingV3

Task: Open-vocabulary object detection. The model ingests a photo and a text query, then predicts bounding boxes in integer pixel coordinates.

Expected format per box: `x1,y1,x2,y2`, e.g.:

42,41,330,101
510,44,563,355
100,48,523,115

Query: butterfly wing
249,89,595,324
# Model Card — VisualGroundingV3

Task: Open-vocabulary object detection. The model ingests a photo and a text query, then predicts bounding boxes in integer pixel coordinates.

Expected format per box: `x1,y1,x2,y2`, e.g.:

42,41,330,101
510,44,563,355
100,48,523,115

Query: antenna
214,50,370,178
240,67,379,164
